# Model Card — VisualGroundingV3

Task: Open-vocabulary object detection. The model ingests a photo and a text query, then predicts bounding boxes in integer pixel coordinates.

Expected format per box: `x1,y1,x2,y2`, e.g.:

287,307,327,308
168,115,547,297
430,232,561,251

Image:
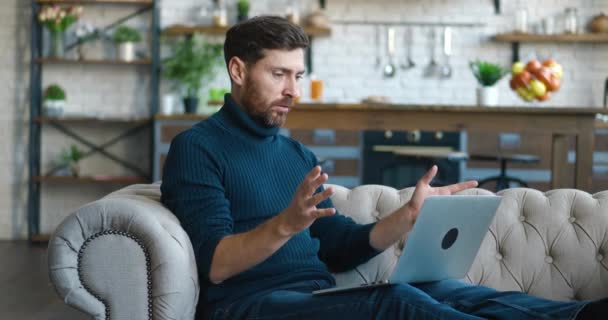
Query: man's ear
228,57,247,86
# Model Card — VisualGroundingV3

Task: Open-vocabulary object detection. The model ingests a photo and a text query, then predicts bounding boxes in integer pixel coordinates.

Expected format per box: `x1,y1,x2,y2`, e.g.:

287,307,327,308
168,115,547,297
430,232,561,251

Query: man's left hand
405,165,478,224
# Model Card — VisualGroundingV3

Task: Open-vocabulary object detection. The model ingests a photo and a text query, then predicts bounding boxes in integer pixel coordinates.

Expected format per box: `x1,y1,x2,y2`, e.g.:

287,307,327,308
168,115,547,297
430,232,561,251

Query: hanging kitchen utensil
400,26,415,70
383,27,396,78
423,28,439,78
440,27,453,78
374,25,381,69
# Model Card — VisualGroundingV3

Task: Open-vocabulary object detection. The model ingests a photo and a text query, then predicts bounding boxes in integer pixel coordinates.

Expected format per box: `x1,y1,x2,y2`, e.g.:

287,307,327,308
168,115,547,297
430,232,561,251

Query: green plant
162,36,224,98
237,0,250,17
60,144,83,164
469,60,508,87
112,26,142,44
44,84,66,101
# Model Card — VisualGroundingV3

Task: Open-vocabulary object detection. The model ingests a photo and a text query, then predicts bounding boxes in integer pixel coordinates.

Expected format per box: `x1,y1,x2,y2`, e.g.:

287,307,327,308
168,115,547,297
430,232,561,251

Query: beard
241,76,292,128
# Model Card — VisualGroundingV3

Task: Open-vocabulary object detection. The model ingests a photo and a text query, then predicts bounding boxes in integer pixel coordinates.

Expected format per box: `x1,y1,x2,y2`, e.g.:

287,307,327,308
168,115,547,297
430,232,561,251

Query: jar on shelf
286,1,300,25
564,8,579,34
212,0,227,27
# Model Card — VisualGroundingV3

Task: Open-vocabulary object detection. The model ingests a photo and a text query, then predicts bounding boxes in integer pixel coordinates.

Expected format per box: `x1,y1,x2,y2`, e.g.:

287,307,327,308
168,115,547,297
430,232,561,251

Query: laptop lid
389,195,501,284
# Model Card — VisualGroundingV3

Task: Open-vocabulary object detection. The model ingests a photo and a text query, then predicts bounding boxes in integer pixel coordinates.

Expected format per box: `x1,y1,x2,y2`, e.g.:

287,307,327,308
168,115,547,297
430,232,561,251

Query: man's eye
296,75,303,81
273,72,284,78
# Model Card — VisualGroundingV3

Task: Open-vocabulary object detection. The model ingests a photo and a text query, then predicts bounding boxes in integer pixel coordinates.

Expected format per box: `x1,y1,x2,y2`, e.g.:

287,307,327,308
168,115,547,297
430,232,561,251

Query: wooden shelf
33,175,147,184
163,24,331,37
494,32,608,43
36,0,153,5
35,58,152,65
34,116,151,124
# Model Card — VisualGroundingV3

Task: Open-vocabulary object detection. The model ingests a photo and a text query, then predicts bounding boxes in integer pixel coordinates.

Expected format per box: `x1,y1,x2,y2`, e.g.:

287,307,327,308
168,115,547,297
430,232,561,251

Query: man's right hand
278,165,336,237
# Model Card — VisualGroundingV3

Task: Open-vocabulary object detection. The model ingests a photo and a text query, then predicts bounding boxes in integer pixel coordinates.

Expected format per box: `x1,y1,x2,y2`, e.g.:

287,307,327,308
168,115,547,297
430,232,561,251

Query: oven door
362,130,464,189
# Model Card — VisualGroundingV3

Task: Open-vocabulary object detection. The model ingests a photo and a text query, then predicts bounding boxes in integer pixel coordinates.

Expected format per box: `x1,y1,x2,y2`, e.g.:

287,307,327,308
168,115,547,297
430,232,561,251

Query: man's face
240,49,305,127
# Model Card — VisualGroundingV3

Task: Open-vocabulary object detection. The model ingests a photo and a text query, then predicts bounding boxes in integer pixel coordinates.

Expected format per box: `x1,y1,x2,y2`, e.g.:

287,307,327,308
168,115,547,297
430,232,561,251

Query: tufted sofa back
327,185,608,302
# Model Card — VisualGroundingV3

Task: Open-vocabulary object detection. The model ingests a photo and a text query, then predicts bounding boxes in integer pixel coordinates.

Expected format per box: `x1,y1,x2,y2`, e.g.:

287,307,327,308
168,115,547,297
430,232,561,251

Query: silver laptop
313,195,501,296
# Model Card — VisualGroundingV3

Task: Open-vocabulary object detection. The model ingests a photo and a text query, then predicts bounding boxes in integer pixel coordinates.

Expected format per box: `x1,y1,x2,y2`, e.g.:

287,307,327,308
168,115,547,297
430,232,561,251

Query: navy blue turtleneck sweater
161,94,380,306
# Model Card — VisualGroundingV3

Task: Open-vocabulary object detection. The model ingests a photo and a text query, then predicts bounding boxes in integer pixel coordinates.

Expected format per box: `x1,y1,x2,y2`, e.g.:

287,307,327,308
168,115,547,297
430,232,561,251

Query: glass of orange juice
310,75,323,101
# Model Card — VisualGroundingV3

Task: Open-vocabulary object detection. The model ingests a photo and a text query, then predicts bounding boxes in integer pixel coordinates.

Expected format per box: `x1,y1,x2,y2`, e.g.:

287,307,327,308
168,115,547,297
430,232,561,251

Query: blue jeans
206,280,588,320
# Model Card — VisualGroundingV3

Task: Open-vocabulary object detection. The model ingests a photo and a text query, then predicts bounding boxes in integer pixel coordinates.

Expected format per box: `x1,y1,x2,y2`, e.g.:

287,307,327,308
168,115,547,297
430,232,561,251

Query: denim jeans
206,279,588,320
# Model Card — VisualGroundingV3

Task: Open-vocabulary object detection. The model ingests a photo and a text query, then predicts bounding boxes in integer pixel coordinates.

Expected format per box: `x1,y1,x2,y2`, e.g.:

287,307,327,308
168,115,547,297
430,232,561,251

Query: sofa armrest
48,183,199,320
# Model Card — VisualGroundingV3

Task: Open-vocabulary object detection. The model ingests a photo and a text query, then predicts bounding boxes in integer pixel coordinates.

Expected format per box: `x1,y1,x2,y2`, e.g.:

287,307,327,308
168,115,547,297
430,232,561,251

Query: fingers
442,180,479,194
418,165,438,186
300,166,328,195
305,187,334,207
312,207,336,218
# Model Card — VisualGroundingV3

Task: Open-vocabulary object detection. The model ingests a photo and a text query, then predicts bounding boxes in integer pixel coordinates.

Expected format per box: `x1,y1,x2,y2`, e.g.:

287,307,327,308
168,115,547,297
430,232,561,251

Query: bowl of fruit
510,59,563,102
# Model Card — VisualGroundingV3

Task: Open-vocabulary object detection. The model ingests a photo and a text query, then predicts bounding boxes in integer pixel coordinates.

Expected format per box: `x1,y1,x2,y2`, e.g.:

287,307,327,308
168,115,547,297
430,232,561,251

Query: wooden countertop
155,103,604,121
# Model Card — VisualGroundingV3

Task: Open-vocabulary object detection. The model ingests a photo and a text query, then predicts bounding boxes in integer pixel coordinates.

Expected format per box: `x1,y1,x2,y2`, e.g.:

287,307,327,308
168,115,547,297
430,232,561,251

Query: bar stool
374,145,469,187
469,154,540,191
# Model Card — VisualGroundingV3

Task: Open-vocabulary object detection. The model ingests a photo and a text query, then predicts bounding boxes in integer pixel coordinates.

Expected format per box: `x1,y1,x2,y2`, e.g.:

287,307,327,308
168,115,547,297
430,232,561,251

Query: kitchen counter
156,103,603,190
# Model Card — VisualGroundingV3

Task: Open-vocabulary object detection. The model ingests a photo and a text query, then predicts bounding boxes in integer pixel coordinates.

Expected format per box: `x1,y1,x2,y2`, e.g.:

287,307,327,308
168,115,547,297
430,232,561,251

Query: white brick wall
163,0,608,107
2,0,608,239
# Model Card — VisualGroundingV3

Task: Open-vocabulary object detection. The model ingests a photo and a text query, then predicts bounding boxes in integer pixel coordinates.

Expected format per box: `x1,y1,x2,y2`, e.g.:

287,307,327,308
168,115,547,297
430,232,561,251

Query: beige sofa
48,183,608,320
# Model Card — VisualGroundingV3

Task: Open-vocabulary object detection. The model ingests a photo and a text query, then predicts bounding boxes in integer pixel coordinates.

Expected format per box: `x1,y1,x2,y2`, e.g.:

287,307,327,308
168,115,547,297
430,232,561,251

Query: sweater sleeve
160,131,232,281
291,140,382,272
309,193,381,272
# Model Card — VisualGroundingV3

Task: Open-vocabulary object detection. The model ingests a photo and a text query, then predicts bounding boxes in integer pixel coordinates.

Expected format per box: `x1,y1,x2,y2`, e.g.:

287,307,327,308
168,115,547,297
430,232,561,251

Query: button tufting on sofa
47,183,608,318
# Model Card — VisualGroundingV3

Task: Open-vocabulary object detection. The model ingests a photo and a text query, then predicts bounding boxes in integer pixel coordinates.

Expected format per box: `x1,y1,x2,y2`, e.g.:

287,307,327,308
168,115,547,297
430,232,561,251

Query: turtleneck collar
215,93,280,139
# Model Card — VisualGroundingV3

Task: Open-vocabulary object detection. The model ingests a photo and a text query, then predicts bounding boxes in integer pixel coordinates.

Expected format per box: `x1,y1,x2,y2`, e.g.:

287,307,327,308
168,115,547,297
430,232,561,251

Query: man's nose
284,77,300,98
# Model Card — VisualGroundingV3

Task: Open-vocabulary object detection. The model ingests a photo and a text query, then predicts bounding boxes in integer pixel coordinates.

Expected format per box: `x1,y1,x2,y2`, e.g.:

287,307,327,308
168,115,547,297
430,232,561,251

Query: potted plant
469,60,508,106
162,36,223,113
112,26,141,62
43,84,66,117
58,144,83,177
237,0,250,22
38,5,83,57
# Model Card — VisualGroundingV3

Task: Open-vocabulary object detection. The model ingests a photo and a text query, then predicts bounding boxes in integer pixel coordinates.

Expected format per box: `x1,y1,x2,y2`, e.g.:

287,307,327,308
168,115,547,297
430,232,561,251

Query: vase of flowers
38,5,83,58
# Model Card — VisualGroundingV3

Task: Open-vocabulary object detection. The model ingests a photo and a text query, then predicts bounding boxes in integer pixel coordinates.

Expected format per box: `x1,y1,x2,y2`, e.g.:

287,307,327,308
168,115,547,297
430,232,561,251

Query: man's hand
370,165,478,251
405,165,478,224
278,165,336,236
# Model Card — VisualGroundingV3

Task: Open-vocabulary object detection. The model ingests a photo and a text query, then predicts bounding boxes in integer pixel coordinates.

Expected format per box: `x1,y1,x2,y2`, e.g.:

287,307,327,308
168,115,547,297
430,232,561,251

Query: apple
512,61,525,75
523,88,536,102
536,92,550,102
529,79,547,97
512,71,531,88
516,87,535,102
526,60,542,73
549,77,561,91
509,78,517,90
542,58,557,67
533,67,554,91
549,63,564,79
542,58,564,79
515,87,528,100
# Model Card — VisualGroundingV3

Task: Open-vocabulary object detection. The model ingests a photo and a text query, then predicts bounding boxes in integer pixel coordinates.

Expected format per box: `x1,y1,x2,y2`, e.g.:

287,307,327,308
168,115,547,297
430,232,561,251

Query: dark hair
224,16,309,66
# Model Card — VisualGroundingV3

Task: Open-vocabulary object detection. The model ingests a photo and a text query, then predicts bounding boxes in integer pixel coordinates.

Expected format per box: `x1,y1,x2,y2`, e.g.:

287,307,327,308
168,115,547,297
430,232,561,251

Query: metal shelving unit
28,0,160,241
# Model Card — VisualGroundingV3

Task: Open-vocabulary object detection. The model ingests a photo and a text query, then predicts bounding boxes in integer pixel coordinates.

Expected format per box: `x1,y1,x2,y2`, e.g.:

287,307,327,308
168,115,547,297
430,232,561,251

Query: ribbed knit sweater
160,94,380,307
